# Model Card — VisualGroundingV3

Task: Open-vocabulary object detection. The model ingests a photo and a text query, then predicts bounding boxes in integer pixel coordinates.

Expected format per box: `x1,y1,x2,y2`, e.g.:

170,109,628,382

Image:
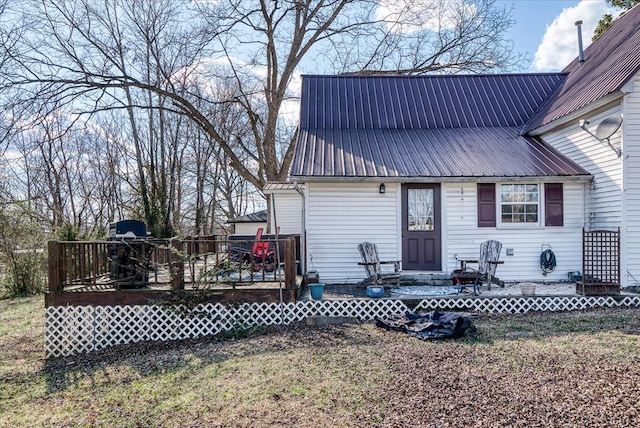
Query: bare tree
4,112,115,233
2,0,520,188
179,81,261,236
0,0,26,150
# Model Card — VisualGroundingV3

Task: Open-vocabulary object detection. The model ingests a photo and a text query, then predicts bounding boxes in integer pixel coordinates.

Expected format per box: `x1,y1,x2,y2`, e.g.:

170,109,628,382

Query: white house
227,210,267,236
284,5,640,286
263,182,304,236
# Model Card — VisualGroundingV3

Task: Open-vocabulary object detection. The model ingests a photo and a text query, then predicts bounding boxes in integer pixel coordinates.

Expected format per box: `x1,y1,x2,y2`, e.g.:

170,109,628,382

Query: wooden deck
46,237,300,307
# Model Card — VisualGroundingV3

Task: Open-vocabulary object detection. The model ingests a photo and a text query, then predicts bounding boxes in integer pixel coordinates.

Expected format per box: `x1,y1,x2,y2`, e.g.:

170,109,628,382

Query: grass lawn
1,296,640,427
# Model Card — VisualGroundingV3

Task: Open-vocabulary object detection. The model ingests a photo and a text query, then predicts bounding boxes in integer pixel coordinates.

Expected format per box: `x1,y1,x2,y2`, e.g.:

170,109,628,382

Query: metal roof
292,74,588,179
263,182,304,191
524,4,640,133
299,74,565,130
291,127,589,179
227,210,267,224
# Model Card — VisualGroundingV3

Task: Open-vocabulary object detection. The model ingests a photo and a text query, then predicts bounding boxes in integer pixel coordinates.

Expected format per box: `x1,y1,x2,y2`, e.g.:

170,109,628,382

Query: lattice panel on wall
582,228,621,286
45,295,640,357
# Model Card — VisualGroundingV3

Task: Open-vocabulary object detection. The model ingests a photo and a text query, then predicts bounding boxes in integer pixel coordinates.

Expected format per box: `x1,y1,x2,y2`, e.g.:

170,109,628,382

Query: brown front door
402,184,441,271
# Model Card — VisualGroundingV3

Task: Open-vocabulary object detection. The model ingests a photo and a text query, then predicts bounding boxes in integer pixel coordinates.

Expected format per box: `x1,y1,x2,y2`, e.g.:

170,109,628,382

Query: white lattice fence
413,296,631,313
45,296,640,357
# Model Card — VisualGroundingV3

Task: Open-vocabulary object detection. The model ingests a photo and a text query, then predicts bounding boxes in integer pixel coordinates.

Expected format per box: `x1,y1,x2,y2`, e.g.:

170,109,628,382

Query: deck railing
46,235,300,306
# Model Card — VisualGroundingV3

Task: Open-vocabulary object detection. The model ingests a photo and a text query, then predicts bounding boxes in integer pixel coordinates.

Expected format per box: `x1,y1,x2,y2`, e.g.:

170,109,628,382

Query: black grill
108,220,152,289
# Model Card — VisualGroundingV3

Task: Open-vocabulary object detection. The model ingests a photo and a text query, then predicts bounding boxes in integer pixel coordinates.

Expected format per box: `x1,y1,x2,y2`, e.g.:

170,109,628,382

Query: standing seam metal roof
299,74,566,130
291,74,589,178
291,127,588,178
524,4,640,132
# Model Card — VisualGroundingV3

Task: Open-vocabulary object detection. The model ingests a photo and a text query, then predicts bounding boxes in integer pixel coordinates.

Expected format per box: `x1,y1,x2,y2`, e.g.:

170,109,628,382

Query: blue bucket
309,283,325,300
366,286,385,298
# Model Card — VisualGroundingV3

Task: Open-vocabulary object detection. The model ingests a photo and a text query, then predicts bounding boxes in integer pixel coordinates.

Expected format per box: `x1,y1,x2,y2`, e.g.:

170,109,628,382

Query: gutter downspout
294,181,306,274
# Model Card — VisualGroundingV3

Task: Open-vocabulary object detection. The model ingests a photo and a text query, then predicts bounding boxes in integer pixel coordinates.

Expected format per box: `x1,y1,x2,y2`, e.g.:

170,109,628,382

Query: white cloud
531,0,620,72
279,71,302,127
376,0,476,34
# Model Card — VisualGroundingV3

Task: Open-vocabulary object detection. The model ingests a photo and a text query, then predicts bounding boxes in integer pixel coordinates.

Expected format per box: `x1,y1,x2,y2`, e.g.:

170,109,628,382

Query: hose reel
540,244,556,275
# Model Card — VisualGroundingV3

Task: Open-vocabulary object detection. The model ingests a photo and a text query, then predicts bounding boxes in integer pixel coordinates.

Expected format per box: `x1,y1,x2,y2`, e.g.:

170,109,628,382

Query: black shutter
477,183,496,227
545,183,564,226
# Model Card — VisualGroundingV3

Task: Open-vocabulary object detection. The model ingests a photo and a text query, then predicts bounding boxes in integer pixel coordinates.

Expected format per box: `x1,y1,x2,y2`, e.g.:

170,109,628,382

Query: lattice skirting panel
45,295,640,357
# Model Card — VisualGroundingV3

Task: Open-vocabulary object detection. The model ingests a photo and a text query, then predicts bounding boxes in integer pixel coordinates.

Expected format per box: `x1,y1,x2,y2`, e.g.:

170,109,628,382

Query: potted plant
308,283,325,300
519,282,537,296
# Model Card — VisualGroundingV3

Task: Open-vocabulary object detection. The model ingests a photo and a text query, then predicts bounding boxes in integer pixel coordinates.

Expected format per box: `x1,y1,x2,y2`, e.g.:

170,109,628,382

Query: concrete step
399,273,454,286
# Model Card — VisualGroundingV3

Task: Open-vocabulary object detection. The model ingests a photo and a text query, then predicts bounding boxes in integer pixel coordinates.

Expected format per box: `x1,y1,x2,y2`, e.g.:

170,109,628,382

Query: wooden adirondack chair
453,240,504,294
477,240,504,289
358,242,401,287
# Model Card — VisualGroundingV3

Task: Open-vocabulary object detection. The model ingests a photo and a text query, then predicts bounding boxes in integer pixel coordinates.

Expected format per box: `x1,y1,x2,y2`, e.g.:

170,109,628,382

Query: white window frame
498,183,542,227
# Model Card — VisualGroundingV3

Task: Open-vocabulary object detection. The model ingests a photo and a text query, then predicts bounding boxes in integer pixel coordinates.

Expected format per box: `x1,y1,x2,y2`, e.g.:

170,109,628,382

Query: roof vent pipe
575,20,585,63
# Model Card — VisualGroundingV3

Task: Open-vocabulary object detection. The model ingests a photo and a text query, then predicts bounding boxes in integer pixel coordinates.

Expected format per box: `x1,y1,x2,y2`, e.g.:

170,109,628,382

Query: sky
497,0,621,71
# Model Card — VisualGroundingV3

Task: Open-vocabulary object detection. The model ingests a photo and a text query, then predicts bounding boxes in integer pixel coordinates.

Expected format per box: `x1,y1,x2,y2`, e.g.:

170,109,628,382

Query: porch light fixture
379,183,385,194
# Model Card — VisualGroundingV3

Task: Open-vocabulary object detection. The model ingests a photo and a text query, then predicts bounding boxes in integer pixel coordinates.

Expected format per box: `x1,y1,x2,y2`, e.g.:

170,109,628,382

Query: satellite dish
595,115,623,140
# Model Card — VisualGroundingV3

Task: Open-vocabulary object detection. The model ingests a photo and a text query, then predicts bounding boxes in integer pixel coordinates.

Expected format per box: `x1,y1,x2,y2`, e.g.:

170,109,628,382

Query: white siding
539,97,640,287
270,192,302,235
541,105,623,230
234,222,267,236
623,73,640,286
306,182,399,283
302,78,640,286
306,181,585,284
443,182,586,283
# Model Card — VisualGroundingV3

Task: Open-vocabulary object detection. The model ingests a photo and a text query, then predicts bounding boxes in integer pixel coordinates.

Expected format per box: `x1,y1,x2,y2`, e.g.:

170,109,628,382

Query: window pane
499,183,539,225
526,185,539,202
501,185,513,202
408,189,434,231
514,185,525,202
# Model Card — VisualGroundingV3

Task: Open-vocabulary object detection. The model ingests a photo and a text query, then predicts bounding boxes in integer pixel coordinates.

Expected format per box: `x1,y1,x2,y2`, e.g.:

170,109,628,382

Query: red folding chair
251,228,275,272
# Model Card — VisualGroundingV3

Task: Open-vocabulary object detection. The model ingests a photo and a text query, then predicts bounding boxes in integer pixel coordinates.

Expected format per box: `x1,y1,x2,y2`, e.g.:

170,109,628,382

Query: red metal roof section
524,4,640,133
292,74,589,178
292,127,588,178
299,74,565,130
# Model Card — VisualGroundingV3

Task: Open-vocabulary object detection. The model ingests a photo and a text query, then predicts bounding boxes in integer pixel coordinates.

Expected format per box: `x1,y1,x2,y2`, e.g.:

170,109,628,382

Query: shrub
56,223,80,241
1,251,45,297
0,203,47,298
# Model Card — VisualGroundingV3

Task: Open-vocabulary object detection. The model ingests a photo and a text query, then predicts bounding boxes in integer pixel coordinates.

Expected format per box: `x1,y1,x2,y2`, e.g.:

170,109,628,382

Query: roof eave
289,175,592,183
526,91,625,136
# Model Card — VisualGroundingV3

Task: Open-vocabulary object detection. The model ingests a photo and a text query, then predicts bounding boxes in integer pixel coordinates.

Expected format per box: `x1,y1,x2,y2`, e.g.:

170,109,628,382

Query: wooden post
47,241,61,293
65,243,72,289
92,242,99,287
170,238,185,290
284,238,296,292
79,242,86,284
